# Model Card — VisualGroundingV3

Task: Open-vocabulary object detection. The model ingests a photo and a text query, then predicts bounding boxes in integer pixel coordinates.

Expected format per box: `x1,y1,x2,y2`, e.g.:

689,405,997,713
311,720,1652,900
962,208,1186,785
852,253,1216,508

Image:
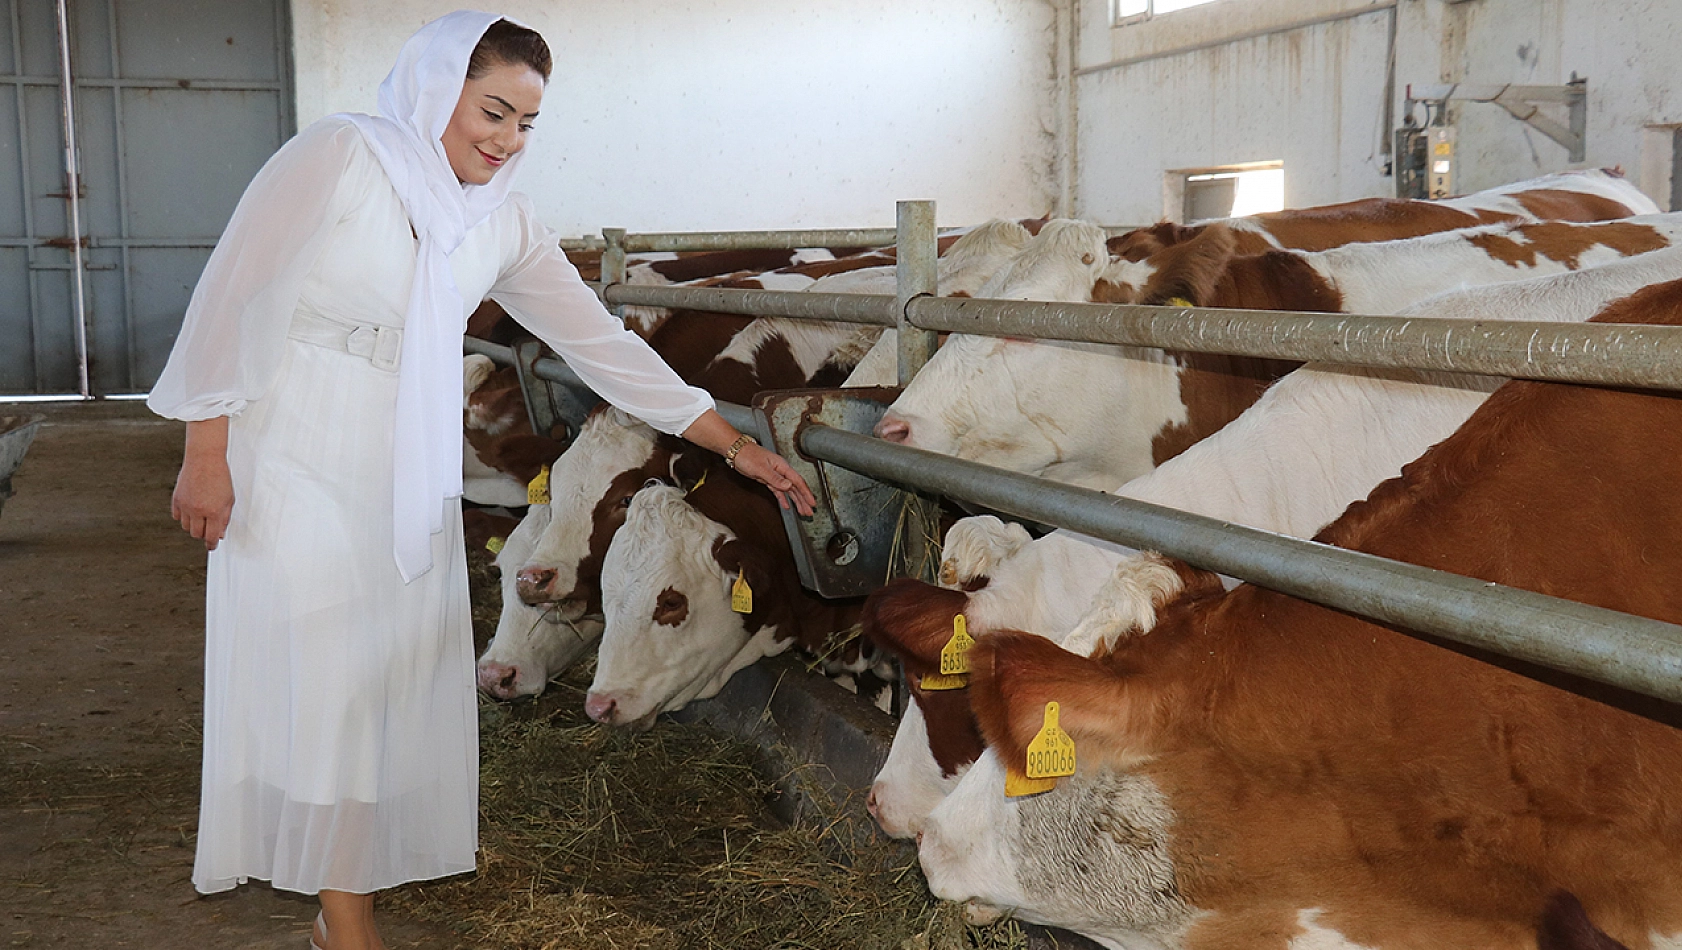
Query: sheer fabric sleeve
487,195,714,437
146,118,368,421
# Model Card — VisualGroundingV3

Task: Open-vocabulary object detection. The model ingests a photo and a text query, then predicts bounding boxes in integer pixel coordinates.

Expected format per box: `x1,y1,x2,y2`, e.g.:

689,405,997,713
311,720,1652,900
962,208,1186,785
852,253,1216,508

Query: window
1112,0,1227,25
1176,164,1285,221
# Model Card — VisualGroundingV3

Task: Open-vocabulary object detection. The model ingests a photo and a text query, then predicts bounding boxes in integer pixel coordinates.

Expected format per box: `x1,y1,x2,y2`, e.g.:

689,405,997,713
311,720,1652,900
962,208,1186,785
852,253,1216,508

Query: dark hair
467,19,552,81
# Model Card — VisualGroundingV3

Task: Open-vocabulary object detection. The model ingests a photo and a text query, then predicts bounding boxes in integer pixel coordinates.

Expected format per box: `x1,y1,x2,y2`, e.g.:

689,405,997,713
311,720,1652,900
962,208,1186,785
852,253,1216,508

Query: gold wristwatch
724,434,757,469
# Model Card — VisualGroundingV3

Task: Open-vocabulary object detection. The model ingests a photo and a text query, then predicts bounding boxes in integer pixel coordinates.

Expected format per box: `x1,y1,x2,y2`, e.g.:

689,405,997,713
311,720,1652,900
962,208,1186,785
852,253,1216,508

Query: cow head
917,631,1189,946
513,406,684,617
585,484,785,729
477,505,605,701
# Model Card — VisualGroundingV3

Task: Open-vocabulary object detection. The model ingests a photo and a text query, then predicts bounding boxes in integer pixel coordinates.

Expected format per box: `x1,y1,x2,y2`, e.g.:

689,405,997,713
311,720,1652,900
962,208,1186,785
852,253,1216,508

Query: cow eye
618,494,634,508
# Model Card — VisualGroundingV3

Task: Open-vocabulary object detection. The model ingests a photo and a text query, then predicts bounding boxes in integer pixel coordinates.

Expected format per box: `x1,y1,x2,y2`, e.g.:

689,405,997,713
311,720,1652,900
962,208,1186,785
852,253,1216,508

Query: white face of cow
920,751,1190,947
514,408,666,616
476,505,605,700
586,486,783,729
876,220,1187,491
867,703,966,839
880,333,1186,490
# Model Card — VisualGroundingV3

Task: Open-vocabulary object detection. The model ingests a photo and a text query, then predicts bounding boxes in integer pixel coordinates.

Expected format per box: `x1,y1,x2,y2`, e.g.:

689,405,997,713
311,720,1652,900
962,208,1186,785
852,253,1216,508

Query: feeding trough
0,414,44,520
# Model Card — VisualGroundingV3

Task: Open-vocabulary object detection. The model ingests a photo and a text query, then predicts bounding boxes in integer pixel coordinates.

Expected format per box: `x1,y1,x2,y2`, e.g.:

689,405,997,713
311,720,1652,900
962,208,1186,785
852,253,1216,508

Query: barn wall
291,0,1064,235
1073,0,1682,224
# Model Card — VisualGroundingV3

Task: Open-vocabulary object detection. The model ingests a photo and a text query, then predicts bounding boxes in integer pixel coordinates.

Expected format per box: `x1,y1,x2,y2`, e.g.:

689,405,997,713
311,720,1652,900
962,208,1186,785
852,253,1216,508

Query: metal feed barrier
473,201,1682,707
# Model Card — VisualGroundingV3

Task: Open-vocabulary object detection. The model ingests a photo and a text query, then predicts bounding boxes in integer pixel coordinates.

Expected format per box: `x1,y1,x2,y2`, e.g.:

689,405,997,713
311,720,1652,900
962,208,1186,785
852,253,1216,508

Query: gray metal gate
1,0,292,396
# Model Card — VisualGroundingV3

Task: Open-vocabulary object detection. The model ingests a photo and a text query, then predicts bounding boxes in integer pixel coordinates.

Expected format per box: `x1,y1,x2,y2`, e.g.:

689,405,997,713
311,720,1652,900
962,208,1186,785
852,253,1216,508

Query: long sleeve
147,118,369,421
487,195,714,436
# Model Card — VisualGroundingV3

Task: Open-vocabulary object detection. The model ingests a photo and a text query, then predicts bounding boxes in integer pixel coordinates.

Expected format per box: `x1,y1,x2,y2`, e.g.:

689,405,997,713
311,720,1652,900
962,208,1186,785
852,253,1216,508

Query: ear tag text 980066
1004,701,1077,797
731,574,753,614
919,615,974,691
527,465,551,505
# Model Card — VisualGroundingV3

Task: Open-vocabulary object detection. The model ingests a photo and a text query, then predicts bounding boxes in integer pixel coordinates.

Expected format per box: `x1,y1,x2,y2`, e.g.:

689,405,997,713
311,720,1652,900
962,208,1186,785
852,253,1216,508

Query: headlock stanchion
467,201,1682,710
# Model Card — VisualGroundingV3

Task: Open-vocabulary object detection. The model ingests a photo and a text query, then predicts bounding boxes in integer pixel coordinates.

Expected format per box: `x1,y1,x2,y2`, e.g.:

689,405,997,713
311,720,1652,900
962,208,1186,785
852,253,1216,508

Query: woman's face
441,60,545,185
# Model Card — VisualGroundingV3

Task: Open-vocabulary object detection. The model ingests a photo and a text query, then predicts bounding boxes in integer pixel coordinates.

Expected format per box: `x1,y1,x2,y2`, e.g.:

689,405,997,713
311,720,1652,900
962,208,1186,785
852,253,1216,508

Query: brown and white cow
584,466,890,729
860,246,1682,840
503,218,1033,610
876,211,1682,491
918,277,1682,950
1109,167,1658,260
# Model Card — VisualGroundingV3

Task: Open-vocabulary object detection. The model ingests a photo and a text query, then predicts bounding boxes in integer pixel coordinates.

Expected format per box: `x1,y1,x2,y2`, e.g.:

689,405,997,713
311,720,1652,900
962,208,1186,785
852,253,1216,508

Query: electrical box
1394,124,1427,199
1427,126,1457,198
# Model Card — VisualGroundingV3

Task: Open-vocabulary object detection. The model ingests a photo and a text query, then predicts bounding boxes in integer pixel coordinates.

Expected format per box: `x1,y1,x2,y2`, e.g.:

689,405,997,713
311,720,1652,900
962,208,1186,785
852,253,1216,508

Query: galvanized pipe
601,227,628,320
53,0,89,397
609,227,900,254
895,200,939,386
602,284,896,326
797,424,1682,706
908,295,1682,390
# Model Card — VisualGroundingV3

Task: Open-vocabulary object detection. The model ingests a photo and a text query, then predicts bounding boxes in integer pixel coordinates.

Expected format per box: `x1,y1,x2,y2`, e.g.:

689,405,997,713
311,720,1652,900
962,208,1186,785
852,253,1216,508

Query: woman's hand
173,417,235,551
680,410,818,517
729,442,817,517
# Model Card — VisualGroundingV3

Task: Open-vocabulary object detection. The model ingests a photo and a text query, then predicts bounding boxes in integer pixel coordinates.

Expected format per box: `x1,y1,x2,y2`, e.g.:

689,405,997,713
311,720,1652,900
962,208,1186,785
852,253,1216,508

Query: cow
583,466,889,729
875,211,1682,492
917,276,1682,950
462,356,568,507
475,504,605,701
477,220,1038,701
859,246,1682,840
1109,167,1658,260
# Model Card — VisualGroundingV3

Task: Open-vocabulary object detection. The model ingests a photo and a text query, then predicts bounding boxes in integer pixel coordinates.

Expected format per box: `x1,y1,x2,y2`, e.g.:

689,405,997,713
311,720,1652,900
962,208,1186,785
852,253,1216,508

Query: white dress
148,118,713,896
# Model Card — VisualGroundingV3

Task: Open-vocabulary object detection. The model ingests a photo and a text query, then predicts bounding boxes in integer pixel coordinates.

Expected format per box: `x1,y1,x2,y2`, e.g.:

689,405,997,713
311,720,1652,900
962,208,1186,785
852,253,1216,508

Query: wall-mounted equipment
1405,76,1588,162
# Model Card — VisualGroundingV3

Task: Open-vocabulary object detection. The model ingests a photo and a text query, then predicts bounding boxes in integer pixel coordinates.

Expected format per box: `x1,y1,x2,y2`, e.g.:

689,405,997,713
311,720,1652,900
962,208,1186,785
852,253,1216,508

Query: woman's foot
310,912,327,950
318,890,384,950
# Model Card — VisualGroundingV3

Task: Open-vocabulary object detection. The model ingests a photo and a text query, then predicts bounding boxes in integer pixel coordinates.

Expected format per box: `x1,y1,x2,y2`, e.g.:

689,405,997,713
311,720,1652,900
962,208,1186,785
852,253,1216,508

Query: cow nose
476,661,521,700
915,830,925,847
865,786,880,820
874,414,910,443
584,692,617,724
515,567,558,604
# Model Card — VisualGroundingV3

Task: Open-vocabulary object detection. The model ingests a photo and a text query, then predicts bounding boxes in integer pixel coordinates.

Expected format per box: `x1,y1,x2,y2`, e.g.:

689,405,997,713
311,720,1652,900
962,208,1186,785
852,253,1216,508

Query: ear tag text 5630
731,574,753,614
920,615,974,691
527,465,551,505
1005,701,1077,797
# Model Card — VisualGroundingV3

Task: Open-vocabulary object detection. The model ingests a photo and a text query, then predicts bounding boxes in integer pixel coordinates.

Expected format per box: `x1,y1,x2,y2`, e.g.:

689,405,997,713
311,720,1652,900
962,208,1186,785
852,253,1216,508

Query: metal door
0,0,292,396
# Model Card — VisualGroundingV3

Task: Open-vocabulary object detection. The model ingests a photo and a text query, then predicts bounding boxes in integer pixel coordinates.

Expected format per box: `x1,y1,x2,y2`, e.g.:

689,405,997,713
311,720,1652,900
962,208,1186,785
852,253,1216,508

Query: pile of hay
384,544,1030,949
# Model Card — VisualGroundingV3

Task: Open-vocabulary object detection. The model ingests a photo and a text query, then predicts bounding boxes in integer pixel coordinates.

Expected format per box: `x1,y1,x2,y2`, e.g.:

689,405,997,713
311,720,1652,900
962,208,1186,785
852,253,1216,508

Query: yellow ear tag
731,573,753,614
527,465,551,505
920,614,974,691
484,536,506,555
1004,763,1057,797
686,470,707,494
1006,701,1077,797
1165,297,1195,308
1025,701,1077,779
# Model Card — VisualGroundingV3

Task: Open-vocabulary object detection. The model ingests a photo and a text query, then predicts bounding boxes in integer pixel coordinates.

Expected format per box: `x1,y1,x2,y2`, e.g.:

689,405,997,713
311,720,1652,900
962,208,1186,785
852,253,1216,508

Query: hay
386,545,1030,949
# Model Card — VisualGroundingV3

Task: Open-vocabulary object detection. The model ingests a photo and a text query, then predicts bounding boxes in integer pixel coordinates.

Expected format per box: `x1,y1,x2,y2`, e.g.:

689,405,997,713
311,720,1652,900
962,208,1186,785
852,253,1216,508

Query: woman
149,13,815,950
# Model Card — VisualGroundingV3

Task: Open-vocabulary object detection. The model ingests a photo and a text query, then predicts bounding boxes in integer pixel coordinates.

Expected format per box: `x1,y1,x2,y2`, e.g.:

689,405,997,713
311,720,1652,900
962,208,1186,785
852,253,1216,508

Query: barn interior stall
7,0,1682,947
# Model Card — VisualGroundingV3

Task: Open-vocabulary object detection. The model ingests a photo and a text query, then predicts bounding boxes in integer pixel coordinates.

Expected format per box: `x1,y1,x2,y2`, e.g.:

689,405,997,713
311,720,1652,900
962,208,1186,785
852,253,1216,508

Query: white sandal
310,912,328,950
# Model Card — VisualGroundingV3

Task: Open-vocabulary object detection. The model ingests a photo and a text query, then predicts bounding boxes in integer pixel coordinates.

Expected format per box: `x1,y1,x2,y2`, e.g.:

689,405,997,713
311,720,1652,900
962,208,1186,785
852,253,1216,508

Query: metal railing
474,200,1682,708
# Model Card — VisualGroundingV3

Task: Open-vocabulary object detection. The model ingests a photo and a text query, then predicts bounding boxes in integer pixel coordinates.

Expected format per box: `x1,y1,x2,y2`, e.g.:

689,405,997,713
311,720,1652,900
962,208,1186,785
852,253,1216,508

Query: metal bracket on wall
752,387,908,599
1404,75,1587,163
512,340,595,443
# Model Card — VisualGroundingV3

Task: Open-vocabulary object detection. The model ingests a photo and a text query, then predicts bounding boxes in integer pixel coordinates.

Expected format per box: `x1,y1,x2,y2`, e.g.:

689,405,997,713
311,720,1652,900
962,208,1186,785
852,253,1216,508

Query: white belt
288,308,403,372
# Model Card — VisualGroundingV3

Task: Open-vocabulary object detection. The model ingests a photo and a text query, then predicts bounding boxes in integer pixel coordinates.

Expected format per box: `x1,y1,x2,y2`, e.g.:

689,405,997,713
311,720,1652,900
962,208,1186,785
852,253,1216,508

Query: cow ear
970,632,1144,770
670,449,710,493
861,578,970,673
1136,222,1238,307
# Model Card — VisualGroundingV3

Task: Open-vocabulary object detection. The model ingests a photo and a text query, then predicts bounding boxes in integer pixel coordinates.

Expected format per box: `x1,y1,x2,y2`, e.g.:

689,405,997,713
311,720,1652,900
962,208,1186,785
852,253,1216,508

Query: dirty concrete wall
291,0,1062,235
1074,0,1682,223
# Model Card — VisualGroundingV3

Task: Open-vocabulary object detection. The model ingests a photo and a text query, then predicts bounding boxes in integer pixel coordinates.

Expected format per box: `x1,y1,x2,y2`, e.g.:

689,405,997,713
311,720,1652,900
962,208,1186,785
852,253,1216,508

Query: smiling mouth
477,148,506,167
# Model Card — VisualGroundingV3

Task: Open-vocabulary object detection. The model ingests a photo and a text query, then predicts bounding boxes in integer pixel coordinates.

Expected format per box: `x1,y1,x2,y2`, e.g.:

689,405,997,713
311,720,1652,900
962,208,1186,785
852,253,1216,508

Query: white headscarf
341,10,536,583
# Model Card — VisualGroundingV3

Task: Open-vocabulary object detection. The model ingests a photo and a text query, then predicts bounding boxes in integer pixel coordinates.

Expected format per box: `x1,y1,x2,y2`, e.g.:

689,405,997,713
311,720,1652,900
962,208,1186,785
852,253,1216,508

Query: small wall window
1169,163,1285,222
1112,0,1228,25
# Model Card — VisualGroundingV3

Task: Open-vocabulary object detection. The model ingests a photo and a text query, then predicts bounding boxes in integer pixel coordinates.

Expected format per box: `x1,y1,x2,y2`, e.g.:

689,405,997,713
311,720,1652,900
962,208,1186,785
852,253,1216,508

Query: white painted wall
291,0,1063,235
1073,0,1682,224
